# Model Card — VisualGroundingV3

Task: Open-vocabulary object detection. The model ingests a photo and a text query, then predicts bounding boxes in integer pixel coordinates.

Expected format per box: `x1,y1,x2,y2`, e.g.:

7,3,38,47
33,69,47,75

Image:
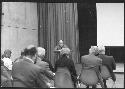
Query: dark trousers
103,79,107,88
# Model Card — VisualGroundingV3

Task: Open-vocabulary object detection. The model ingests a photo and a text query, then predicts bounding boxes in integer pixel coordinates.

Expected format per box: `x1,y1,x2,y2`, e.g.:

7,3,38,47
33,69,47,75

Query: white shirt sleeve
2,58,12,70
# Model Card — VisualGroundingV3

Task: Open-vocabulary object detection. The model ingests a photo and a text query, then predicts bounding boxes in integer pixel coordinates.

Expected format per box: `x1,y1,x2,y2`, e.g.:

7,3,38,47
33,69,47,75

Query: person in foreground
54,48,77,88
80,46,104,88
2,49,13,78
1,60,12,87
12,45,49,88
97,45,116,88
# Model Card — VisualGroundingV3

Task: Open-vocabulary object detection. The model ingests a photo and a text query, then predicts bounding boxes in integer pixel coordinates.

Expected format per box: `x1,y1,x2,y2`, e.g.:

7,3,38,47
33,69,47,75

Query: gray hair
60,48,70,55
98,45,105,54
37,47,45,56
89,46,99,55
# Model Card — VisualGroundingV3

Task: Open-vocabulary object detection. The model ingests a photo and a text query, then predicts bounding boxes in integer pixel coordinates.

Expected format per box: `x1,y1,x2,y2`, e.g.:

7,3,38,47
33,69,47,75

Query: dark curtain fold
77,3,97,58
38,3,79,67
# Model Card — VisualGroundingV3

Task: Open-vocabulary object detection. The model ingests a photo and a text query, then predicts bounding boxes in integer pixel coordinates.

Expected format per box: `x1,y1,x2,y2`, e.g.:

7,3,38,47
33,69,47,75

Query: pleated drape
38,3,79,67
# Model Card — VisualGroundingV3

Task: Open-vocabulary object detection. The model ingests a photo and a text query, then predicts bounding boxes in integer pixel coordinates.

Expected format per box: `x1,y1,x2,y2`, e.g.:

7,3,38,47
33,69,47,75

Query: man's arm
36,72,50,88
111,56,116,70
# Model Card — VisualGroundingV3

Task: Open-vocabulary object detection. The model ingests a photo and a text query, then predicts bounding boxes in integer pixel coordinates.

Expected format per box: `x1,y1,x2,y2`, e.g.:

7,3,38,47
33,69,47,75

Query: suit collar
23,57,34,64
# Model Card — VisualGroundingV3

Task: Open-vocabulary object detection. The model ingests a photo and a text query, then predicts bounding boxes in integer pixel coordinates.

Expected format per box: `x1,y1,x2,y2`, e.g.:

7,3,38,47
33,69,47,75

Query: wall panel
1,2,38,61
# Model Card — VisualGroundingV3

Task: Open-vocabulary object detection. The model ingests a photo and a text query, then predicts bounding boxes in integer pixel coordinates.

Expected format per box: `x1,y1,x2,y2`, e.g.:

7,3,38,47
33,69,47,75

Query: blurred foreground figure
2,49,12,78
12,45,49,88
98,45,116,88
35,47,55,87
80,46,104,88
54,48,77,88
1,60,12,87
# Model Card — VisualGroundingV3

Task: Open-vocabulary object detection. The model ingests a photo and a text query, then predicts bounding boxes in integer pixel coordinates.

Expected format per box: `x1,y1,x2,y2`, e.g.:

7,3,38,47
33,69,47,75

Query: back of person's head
4,49,12,58
21,49,25,57
60,48,71,58
24,45,37,57
89,46,99,55
37,47,45,57
98,45,105,54
60,53,70,60
60,48,70,55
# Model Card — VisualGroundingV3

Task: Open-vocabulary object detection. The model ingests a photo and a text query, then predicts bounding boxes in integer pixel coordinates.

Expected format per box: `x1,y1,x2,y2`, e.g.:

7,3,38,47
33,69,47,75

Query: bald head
59,40,64,47
59,40,63,43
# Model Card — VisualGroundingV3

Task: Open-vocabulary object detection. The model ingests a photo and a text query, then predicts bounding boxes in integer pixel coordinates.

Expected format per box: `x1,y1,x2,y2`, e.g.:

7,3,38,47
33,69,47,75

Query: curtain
38,3,79,67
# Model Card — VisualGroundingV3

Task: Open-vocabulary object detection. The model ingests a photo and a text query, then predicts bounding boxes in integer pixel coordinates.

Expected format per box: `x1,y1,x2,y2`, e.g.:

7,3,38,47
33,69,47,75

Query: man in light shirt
2,49,12,76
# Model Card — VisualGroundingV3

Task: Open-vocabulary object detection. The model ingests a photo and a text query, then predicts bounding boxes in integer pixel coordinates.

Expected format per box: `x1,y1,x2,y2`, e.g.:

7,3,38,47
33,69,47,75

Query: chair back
54,67,74,88
100,65,111,80
80,67,99,86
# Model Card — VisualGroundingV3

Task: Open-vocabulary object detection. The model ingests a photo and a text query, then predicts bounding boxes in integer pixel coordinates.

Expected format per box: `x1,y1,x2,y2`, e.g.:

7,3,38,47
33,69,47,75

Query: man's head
37,47,45,60
58,40,64,47
98,45,105,54
4,49,12,58
25,45,37,62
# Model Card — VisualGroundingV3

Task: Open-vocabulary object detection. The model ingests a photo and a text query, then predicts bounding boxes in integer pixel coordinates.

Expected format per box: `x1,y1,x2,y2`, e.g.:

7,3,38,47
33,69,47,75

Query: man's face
59,42,64,47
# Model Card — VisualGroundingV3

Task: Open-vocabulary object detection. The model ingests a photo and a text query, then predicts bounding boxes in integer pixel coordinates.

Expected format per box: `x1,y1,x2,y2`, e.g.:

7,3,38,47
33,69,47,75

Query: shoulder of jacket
81,55,88,58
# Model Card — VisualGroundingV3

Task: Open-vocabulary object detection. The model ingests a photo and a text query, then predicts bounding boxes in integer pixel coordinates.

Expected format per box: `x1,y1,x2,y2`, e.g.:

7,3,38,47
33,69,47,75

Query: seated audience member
36,47,54,81
97,45,116,88
2,49,12,77
12,45,49,88
1,60,12,87
80,46,104,88
36,47,54,72
54,48,77,88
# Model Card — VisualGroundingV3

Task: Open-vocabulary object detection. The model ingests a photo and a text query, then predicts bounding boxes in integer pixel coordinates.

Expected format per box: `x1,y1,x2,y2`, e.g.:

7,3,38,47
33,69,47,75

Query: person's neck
89,53,95,56
25,56,34,63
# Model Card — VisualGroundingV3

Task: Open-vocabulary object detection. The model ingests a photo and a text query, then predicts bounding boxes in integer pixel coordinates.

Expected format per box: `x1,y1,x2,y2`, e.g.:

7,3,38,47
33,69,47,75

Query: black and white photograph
0,1,124,88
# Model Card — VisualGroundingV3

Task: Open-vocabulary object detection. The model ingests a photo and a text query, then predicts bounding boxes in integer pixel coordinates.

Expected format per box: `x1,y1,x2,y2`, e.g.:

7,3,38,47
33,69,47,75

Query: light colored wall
1,2,38,61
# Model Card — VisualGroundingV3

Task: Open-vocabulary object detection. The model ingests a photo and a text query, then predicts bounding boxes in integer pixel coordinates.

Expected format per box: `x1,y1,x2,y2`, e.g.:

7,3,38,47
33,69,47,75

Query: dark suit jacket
42,58,54,72
98,54,116,81
12,57,49,88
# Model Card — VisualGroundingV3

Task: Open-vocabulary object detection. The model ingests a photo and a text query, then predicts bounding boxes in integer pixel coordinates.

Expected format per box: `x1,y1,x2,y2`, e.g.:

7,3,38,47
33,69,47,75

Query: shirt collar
25,57,34,63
